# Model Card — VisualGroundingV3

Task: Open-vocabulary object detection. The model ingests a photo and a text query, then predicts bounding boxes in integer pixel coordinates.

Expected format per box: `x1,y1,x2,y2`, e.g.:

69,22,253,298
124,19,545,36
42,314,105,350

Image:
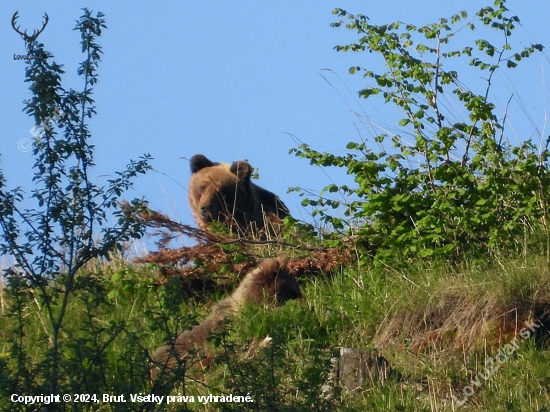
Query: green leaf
419,248,434,257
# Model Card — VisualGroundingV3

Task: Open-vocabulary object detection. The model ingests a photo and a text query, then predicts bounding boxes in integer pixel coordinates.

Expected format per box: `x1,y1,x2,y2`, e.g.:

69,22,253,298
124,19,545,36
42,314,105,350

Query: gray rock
322,348,390,396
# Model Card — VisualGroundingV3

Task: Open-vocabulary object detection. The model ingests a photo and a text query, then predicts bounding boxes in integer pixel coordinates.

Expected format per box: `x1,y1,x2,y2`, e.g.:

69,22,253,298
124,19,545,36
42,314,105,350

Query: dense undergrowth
2,245,550,411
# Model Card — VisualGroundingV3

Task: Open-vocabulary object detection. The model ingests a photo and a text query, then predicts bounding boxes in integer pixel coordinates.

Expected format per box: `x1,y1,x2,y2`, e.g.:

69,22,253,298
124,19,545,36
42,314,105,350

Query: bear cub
188,154,290,236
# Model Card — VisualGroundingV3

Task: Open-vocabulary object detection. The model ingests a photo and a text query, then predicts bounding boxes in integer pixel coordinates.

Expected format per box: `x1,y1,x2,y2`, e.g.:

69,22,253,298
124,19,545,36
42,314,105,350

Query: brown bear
150,256,301,377
188,154,290,236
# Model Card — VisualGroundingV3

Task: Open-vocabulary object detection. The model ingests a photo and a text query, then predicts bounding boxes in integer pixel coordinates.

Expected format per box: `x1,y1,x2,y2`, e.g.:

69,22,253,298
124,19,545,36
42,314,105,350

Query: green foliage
291,0,549,267
0,8,152,404
2,238,550,410
0,262,188,411
212,321,336,412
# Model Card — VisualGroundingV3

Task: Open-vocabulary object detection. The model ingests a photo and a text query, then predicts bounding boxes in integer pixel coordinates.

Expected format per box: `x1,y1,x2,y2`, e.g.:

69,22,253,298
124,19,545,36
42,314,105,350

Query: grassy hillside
2,246,550,411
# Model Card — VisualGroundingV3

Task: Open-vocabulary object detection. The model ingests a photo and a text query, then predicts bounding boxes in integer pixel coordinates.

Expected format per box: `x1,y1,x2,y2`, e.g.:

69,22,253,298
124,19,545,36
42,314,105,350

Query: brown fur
150,256,301,376
188,161,236,231
188,154,290,235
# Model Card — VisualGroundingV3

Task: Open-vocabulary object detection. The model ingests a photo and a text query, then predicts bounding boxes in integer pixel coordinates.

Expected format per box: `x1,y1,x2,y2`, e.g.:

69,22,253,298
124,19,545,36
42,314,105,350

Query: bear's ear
230,160,252,181
190,154,214,174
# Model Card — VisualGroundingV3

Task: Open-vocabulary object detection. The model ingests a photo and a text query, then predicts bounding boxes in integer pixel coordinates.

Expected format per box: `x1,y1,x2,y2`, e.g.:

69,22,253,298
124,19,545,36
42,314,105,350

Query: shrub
291,0,548,267
0,8,152,406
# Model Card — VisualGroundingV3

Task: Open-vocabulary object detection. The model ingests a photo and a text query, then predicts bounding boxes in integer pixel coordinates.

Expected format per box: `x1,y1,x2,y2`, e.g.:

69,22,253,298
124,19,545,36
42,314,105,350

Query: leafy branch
0,8,151,393
292,0,547,267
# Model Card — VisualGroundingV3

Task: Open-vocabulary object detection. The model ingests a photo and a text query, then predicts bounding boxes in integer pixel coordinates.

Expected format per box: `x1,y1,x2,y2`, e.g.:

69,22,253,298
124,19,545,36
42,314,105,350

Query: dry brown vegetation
133,206,351,287
136,206,347,386
374,264,550,360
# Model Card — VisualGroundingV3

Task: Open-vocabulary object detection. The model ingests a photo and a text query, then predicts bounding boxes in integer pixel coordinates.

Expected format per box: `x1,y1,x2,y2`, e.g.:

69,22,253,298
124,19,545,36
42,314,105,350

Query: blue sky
1,1,550,241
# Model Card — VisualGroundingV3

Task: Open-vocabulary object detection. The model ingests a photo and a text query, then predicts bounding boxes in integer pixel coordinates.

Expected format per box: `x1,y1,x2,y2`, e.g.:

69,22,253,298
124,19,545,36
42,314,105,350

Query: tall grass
1,246,550,410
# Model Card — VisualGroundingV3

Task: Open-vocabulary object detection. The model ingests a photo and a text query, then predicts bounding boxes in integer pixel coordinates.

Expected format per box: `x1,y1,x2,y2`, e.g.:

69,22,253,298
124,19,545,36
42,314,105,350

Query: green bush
291,0,549,267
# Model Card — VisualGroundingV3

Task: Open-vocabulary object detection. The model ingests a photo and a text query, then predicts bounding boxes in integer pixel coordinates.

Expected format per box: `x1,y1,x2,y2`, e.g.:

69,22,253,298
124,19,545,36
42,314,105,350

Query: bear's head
188,154,289,235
